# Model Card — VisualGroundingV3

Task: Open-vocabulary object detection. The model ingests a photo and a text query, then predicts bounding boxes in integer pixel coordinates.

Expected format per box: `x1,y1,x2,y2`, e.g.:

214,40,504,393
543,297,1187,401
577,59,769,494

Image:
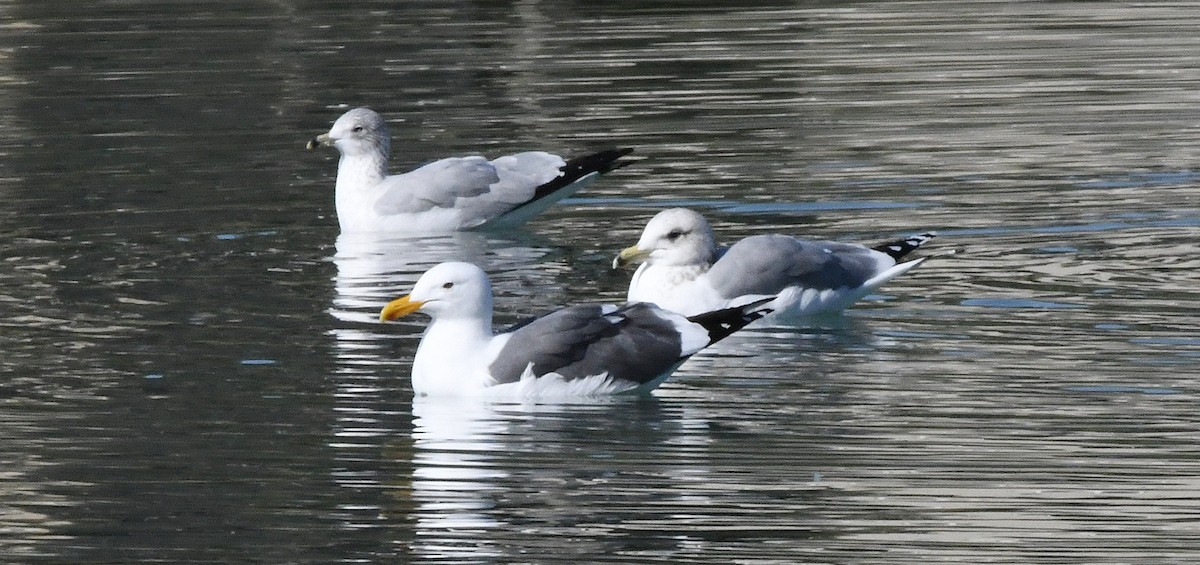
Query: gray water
2,1,1199,563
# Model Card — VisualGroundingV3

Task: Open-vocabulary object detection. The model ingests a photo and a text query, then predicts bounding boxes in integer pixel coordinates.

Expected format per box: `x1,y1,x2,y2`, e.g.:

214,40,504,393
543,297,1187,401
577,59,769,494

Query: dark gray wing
488,303,684,386
704,234,890,297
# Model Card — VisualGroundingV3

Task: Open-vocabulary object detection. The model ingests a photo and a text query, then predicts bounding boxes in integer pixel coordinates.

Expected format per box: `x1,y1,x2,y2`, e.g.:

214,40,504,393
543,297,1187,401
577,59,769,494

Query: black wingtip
481,148,635,230
872,231,937,261
526,148,635,202
687,297,775,345
573,147,637,175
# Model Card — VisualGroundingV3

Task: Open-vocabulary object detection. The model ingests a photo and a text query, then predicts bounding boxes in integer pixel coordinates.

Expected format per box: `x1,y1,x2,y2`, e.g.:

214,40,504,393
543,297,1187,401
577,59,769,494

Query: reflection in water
407,398,510,561
404,396,719,562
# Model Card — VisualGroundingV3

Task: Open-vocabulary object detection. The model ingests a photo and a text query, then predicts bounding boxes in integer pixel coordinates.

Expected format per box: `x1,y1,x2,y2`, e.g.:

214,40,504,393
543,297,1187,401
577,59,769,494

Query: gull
613,208,938,320
307,107,633,232
378,262,774,398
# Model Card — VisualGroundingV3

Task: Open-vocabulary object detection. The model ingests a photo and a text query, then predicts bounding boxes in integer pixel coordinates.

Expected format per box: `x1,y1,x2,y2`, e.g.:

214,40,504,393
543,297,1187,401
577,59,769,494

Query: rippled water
1,1,1199,563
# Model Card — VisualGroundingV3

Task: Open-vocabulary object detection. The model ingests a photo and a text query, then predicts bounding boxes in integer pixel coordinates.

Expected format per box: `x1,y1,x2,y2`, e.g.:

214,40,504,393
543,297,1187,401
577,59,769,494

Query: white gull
378,262,773,398
308,107,633,232
614,208,939,321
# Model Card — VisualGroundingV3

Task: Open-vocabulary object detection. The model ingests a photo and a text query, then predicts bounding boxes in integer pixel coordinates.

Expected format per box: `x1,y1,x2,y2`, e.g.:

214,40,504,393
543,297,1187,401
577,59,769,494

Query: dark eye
442,282,454,289
666,230,685,241
352,126,364,133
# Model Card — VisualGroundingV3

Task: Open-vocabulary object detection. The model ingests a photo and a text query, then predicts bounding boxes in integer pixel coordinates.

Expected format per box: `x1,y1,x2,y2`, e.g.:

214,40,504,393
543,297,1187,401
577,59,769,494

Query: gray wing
373,153,568,227
488,303,685,385
373,156,500,215
705,234,892,298
485,152,566,204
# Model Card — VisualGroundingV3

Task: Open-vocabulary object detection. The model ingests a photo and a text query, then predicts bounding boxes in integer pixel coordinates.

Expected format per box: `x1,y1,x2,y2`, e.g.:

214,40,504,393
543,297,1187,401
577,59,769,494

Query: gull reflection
409,398,511,537
404,395,720,561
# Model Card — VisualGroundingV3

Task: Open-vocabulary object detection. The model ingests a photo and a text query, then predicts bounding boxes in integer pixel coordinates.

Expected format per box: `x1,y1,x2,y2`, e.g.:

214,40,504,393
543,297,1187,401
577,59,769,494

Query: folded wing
488,303,697,386
705,235,895,298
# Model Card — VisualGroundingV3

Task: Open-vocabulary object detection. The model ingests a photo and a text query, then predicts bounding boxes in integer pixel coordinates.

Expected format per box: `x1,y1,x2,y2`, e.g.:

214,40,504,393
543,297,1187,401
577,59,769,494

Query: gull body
379,262,773,398
308,107,632,232
615,208,937,321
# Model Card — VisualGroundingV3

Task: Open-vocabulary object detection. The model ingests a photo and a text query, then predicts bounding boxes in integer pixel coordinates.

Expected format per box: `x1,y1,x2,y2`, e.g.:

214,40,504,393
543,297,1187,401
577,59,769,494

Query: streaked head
306,107,391,157
614,208,717,268
380,262,493,322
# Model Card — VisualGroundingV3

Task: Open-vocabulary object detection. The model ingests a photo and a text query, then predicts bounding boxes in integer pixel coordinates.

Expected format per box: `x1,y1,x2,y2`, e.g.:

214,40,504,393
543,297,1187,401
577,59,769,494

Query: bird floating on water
614,208,939,321
308,107,633,232
378,261,774,398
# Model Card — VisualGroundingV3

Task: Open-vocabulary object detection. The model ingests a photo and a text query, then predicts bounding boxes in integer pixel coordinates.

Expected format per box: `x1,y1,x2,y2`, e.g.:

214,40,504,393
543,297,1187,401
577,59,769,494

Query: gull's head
306,107,391,157
614,208,717,269
380,262,493,322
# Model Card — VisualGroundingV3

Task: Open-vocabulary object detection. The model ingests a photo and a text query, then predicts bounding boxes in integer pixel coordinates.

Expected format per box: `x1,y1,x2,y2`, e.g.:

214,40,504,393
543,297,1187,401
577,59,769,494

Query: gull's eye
666,229,685,241
352,126,364,133
442,282,454,289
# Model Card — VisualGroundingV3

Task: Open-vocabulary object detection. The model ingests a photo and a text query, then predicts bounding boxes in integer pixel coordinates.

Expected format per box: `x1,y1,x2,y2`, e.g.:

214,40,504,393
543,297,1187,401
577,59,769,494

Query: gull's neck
627,262,710,305
335,151,389,193
334,151,390,231
411,314,496,395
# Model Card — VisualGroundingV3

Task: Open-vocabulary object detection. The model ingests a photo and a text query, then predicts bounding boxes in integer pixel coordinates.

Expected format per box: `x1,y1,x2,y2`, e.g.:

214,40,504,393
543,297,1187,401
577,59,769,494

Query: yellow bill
613,245,651,269
380,295,425,321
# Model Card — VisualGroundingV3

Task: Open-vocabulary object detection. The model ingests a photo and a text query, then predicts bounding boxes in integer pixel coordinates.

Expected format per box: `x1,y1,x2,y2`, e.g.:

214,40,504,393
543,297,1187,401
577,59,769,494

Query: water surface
1,1,1198,563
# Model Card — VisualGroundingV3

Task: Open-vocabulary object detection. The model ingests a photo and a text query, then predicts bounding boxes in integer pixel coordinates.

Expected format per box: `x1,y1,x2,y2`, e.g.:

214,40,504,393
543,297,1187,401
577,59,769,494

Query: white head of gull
379,262,773,399
614,208,941,321
308,107,633,233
